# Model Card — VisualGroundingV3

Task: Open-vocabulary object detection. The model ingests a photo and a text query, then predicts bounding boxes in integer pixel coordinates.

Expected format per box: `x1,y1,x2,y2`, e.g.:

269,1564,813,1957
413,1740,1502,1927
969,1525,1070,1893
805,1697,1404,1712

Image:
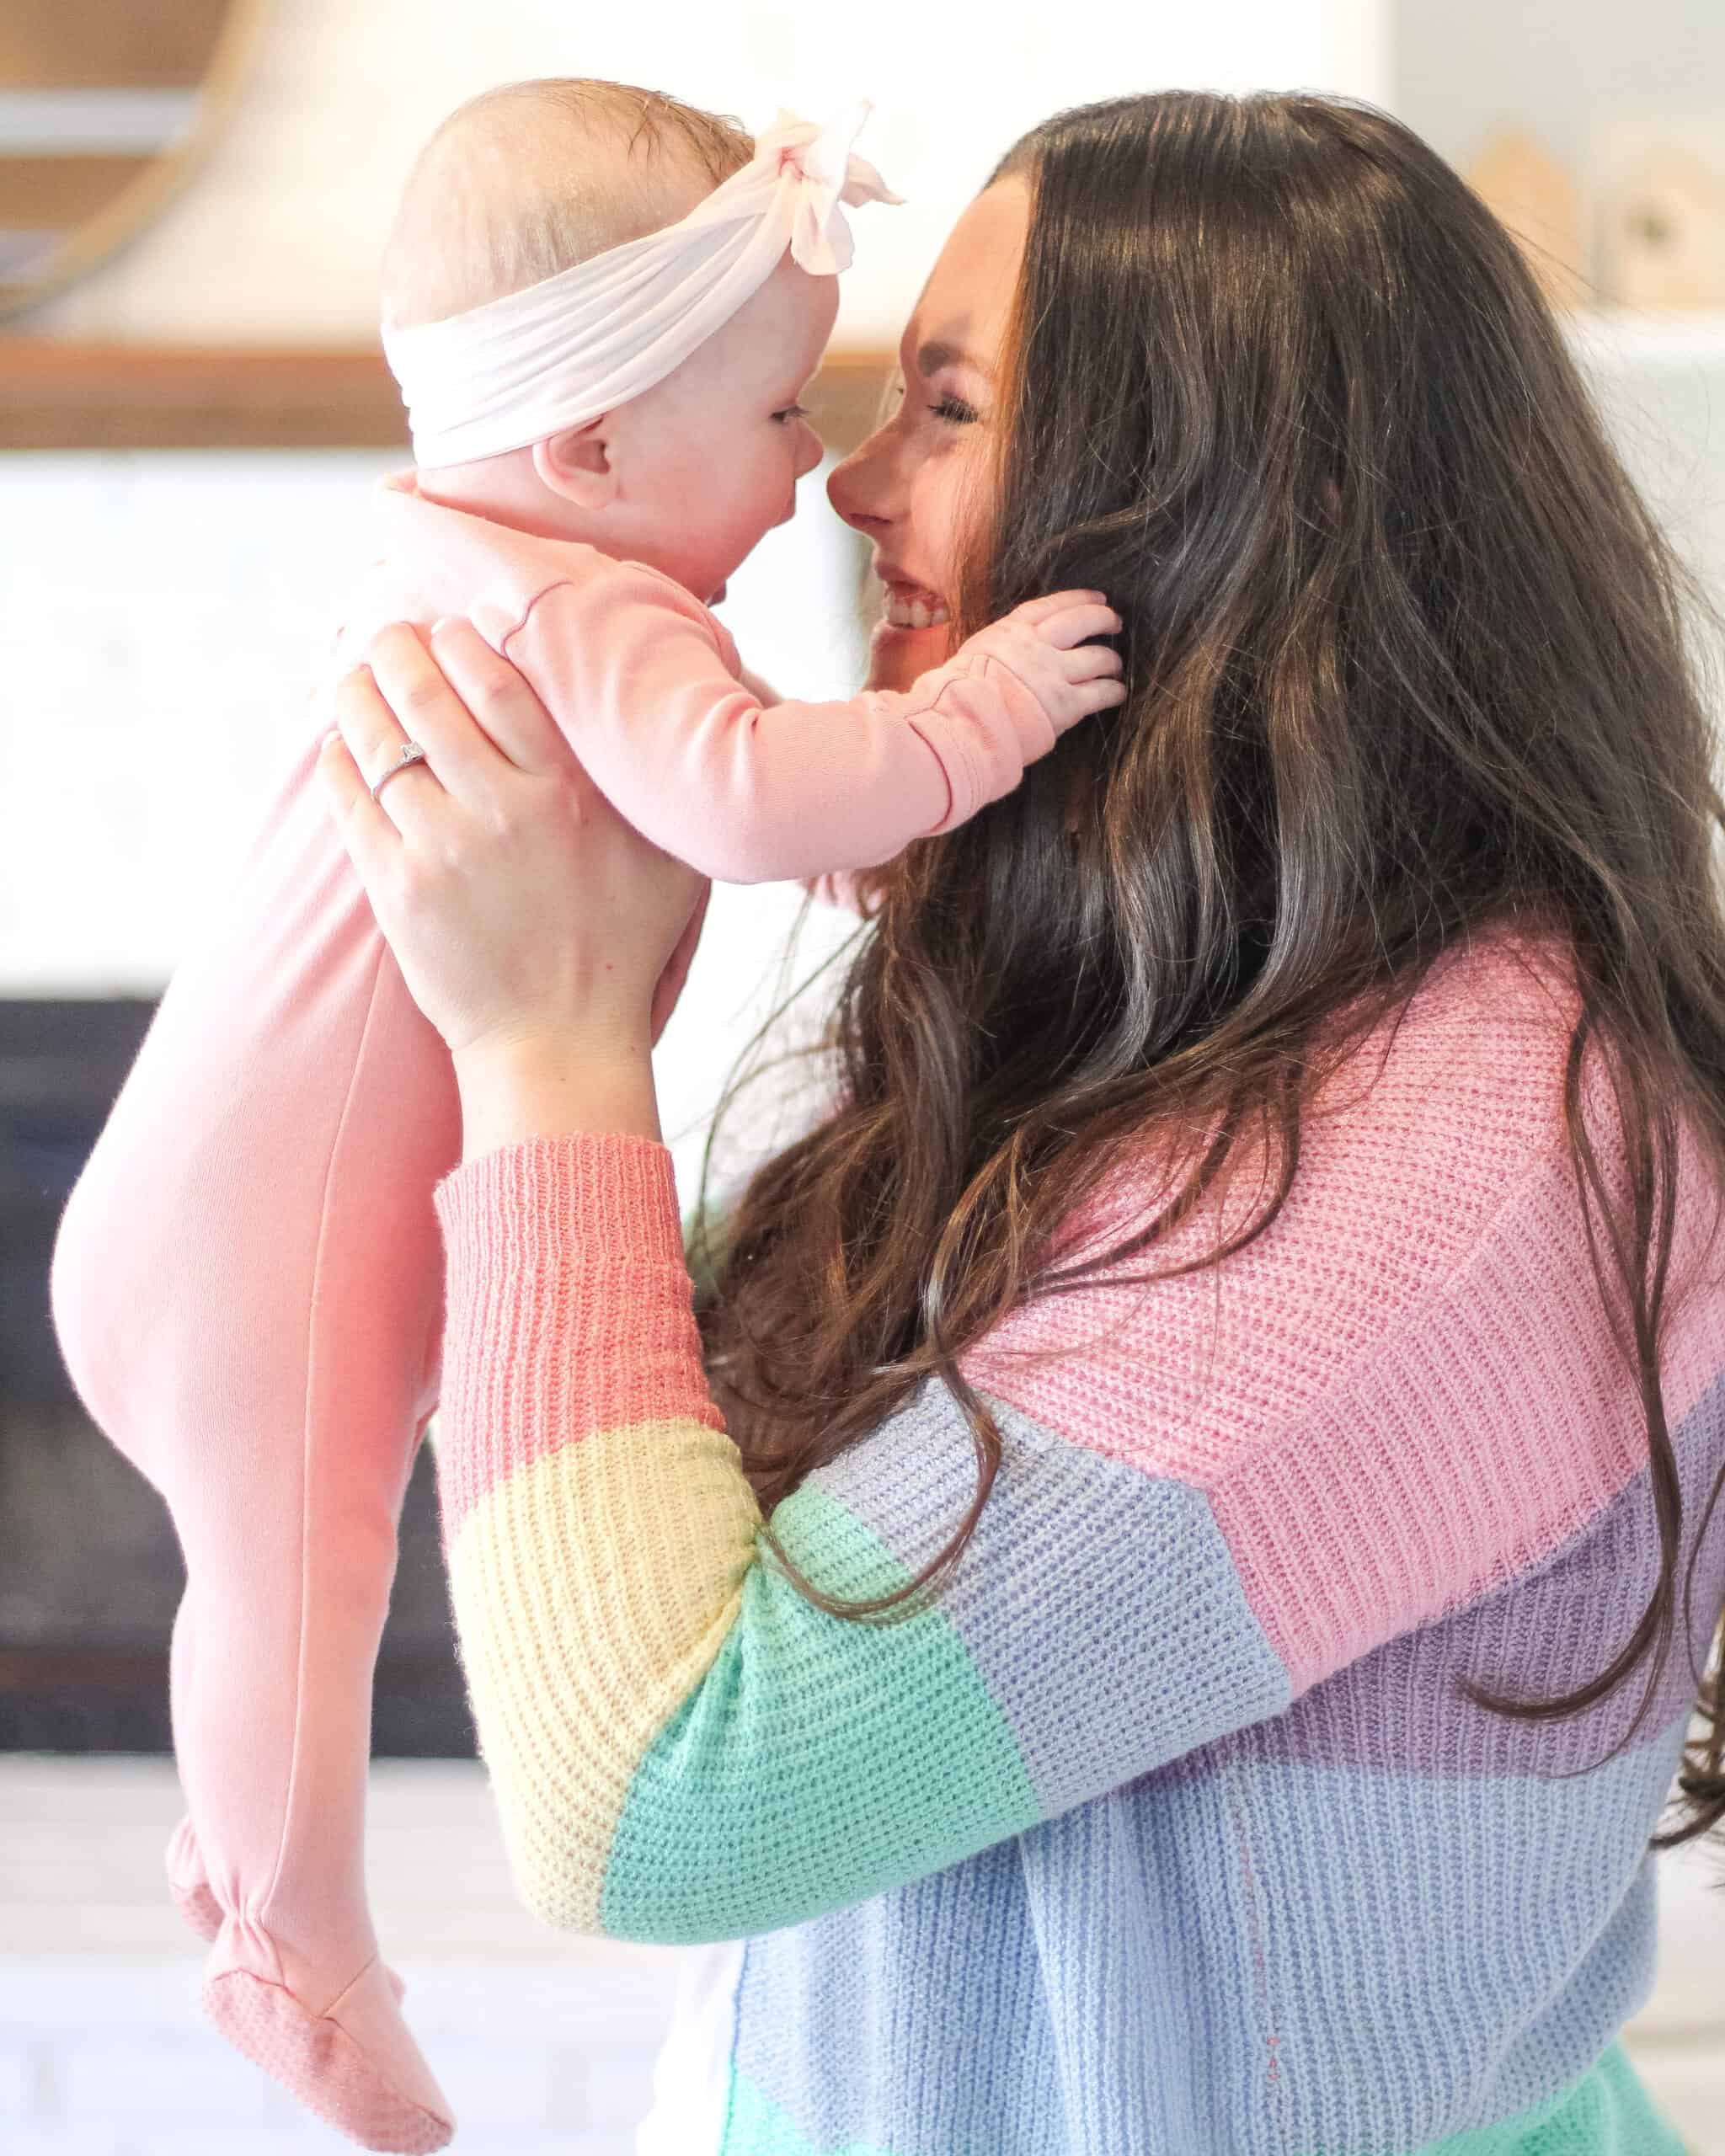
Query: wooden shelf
1,318,1715,461
0,338,893,453
0,0,234,88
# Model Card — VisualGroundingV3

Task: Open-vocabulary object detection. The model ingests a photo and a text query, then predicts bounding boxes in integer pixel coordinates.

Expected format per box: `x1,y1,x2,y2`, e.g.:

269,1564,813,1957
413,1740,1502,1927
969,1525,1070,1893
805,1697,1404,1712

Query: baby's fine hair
380,77,753,331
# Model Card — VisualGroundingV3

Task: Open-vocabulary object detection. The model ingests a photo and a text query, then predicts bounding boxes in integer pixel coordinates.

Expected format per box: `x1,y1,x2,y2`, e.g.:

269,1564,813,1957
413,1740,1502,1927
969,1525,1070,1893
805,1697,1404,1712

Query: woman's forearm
453,1039,662,1160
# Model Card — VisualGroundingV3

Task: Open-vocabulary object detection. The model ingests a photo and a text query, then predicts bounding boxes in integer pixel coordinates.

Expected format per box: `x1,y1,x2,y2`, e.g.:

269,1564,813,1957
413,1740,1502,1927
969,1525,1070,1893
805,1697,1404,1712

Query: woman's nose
827,437,892,536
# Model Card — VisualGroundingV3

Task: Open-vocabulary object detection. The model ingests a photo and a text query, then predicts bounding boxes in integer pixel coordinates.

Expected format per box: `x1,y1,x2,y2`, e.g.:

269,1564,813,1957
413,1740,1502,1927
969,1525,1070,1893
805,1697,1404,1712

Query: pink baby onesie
46,469,1102,2153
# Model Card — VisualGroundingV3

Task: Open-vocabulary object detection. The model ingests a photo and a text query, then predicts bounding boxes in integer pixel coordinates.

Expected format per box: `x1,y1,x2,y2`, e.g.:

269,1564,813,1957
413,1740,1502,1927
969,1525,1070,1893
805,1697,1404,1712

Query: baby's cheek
708,482,781,589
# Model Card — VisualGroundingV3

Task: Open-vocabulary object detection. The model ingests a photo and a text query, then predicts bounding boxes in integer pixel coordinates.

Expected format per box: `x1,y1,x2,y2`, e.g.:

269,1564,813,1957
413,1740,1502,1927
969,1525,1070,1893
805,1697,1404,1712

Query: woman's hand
315,617,710,1079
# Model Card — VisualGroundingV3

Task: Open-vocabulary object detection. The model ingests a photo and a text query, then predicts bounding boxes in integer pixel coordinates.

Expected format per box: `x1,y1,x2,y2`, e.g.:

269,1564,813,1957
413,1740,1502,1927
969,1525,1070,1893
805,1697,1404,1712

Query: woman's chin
866,616,954,691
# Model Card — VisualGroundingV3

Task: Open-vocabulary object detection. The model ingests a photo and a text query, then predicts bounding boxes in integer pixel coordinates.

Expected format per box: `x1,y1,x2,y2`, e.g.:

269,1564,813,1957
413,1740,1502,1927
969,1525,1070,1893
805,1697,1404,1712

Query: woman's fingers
357,621,510,815
318,666,430,861
423,616,573,776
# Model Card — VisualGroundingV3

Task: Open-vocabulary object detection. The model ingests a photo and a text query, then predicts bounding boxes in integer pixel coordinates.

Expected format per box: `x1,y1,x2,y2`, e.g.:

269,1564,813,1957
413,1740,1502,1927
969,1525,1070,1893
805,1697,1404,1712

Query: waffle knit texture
426,919,1725,2155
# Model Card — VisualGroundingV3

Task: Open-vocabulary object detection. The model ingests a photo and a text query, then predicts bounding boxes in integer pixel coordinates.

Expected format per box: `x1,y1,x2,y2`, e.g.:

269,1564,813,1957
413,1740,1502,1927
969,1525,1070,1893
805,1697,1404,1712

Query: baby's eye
772,403,811,424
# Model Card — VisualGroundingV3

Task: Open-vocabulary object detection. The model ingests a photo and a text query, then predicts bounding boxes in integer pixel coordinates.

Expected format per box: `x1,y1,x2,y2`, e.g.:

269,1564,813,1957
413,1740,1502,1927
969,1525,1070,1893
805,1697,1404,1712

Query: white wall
22,0,1391,350
1392,0,1725,174
1381,0,1725,695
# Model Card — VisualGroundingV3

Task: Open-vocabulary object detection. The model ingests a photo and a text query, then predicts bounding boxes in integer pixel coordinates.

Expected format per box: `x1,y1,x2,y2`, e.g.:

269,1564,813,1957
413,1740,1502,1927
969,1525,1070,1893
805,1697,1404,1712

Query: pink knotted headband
382,99,902,468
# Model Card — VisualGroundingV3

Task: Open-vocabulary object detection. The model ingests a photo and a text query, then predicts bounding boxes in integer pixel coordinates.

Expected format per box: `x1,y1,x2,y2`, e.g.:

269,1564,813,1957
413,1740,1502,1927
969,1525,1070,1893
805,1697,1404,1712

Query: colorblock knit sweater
425,920,1725,2156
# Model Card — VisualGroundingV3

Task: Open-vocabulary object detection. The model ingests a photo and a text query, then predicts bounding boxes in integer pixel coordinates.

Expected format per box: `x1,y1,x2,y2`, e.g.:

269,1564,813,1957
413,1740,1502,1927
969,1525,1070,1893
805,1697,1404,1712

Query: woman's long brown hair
687,91,1725,1854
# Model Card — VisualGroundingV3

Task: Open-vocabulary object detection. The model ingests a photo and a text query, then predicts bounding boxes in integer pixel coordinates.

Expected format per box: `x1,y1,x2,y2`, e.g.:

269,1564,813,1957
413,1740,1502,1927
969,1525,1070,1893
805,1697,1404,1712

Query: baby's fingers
1060,642,1124,682
1060,676,1130,727
1009,590,1109,629
1034,600,1122,649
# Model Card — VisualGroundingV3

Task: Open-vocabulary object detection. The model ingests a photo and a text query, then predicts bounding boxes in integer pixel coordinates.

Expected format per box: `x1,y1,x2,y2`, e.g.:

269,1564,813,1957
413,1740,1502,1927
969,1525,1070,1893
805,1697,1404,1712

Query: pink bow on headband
756,100,905,277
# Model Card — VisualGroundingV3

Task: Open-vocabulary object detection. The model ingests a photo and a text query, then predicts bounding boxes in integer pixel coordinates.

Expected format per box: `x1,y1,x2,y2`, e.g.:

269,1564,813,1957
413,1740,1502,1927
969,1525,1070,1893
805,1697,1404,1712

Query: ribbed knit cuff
429,1130,716,1538
433,1129,682,1262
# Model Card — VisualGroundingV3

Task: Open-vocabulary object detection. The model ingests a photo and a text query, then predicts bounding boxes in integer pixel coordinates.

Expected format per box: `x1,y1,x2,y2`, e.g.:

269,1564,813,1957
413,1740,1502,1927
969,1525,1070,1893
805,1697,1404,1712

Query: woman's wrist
453,1033,662,1159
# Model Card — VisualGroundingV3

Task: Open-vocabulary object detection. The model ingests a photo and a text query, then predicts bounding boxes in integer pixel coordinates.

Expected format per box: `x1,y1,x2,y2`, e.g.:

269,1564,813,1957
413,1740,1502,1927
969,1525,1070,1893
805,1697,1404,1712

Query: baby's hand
947,591,1126,739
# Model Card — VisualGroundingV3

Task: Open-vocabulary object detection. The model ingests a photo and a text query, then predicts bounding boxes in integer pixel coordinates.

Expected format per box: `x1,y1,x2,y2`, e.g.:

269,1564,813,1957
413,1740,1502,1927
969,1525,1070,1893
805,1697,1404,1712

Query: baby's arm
498,563,1124,885
732,659,873,918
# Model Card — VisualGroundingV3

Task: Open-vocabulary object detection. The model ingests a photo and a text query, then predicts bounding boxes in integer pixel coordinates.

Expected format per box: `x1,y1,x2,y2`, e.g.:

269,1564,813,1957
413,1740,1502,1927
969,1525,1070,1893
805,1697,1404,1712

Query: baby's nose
796,421,824,479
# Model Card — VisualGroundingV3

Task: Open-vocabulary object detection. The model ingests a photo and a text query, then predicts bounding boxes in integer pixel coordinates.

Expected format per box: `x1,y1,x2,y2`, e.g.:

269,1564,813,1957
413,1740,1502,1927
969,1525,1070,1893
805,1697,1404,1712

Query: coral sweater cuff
430,1129,731,1536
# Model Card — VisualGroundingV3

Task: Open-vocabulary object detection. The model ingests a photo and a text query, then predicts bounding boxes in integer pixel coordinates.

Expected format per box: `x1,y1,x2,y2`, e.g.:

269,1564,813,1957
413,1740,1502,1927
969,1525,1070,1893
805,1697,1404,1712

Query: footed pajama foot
201,1912,452,2153
165,1814,406,1999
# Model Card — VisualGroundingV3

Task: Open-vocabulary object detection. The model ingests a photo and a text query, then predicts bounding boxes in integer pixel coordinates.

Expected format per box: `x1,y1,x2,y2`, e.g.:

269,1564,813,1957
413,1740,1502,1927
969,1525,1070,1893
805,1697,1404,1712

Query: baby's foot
165,1813,406,2000
202,1913,451,2153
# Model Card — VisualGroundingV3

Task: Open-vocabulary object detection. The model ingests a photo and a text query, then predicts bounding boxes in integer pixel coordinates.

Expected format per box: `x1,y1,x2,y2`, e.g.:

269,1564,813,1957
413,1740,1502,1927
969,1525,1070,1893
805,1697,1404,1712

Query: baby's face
598,253,836,605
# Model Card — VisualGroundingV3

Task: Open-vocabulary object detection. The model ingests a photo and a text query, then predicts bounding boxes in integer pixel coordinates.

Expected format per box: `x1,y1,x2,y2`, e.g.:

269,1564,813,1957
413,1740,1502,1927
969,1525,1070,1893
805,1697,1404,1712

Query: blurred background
1,1,1722,2150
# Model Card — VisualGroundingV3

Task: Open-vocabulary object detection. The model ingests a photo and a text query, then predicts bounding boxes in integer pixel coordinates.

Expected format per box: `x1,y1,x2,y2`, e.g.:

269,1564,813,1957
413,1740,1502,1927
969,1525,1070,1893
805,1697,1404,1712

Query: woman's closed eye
884,376,980,427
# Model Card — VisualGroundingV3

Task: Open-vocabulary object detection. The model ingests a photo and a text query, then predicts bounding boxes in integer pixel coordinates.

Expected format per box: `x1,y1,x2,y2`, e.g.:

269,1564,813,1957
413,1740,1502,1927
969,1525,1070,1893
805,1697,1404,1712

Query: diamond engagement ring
371,739,430,803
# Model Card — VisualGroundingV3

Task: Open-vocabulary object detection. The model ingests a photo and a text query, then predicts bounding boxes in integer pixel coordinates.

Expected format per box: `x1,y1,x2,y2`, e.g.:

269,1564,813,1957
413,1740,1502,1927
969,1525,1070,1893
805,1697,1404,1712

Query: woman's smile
876,561,951,632
884,582,948,629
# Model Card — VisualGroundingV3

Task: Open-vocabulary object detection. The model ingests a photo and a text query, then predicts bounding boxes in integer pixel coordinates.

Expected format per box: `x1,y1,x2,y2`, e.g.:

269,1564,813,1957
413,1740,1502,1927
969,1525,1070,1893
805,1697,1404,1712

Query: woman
320,90,1725,2156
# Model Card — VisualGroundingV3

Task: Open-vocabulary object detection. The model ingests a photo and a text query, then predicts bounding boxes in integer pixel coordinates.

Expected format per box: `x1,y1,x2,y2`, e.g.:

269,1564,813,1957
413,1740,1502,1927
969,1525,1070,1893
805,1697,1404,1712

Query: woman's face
827,176,1030,691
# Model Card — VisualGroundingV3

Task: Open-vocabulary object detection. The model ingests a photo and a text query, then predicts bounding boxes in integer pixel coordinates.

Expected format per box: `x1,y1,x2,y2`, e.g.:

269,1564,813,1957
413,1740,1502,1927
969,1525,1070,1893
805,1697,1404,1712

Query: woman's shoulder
1300,909,1587,1219
1056,912,1586,1280
956,914,1599,1464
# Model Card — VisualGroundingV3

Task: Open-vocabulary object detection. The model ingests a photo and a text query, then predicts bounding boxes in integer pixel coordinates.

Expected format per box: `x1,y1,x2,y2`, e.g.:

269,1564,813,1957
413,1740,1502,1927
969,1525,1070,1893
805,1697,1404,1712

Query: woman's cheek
920,478,971,617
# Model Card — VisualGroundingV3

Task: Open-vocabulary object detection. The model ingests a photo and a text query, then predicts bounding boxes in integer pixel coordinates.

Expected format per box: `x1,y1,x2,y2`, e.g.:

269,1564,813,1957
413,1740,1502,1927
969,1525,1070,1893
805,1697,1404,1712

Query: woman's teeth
884,588,949,629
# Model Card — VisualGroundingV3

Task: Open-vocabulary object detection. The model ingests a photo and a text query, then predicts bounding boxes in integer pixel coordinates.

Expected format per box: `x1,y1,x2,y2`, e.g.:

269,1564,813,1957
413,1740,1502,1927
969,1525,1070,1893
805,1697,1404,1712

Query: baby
46,79,1123,2155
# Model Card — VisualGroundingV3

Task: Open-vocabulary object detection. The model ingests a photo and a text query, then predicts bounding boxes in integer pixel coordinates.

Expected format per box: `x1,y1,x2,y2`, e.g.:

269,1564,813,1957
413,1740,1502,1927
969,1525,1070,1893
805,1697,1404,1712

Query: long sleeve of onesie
482,566,1055,883
334,479,1080,888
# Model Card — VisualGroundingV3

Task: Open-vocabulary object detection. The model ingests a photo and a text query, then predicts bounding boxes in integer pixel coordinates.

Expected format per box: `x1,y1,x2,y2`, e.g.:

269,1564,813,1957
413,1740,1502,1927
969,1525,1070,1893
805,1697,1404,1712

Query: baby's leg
162,1585,223,1941
162,1577,408,2009
49,727,459,2153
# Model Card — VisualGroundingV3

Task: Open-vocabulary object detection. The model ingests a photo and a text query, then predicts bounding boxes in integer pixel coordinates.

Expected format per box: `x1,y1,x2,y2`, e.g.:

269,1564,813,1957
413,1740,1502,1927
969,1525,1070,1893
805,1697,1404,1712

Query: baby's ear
534,419,617,510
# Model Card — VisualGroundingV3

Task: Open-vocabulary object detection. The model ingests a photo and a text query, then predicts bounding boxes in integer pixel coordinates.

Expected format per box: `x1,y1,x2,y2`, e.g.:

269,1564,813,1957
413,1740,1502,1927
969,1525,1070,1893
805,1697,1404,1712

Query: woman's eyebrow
916,339,992,381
